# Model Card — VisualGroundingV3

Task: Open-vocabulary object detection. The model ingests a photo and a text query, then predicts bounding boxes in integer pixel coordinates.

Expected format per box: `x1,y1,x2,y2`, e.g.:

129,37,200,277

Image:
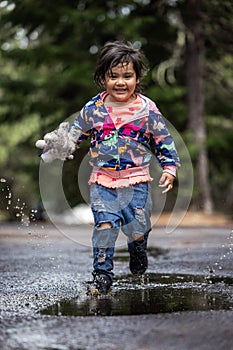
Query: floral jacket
71,92,180,171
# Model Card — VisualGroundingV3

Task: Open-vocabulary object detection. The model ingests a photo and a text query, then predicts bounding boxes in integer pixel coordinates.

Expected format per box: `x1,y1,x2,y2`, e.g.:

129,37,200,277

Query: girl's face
104,62,139,103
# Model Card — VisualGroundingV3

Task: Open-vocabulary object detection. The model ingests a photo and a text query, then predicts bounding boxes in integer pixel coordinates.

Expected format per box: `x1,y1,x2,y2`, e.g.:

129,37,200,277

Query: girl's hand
158,172,175,194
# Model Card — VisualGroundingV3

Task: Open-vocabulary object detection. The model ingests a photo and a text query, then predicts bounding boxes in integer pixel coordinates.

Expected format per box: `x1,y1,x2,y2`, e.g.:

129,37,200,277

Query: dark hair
94,41,148,92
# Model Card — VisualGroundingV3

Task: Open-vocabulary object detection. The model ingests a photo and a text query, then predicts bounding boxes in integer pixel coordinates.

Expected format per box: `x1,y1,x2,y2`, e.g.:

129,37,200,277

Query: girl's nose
116,77,125,85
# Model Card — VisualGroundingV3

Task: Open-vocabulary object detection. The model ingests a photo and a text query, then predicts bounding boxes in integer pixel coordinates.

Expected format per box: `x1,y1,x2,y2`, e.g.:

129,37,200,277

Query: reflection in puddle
40,273,233,317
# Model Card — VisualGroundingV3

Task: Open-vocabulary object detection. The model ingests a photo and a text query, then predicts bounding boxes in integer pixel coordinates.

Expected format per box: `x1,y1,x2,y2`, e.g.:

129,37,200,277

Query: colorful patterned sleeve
70,104,92,145
147,98,180,170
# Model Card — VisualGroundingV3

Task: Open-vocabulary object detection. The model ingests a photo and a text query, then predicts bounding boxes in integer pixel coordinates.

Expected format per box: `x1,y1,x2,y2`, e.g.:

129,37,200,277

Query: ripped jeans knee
92,222,119,249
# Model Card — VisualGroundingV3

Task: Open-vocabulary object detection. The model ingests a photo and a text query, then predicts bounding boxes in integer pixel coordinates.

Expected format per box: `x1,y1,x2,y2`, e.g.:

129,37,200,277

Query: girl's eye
108,73,134,79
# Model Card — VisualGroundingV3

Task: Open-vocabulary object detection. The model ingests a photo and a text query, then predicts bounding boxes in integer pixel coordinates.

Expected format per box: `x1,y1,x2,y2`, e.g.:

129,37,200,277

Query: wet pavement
0,222,233,349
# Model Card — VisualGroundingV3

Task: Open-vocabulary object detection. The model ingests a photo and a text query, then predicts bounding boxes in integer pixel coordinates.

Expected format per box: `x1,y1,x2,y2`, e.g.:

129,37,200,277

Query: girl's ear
100,78,106,87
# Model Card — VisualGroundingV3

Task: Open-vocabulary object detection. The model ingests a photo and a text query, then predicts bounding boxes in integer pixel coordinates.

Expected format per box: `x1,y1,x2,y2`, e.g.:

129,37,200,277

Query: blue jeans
90,182,152,281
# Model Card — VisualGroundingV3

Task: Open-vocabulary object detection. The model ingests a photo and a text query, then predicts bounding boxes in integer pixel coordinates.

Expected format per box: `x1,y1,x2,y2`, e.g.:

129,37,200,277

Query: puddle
40,273,233,317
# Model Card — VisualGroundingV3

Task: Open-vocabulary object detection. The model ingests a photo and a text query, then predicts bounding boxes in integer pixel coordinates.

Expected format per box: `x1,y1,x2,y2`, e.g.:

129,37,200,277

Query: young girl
36,41,180,295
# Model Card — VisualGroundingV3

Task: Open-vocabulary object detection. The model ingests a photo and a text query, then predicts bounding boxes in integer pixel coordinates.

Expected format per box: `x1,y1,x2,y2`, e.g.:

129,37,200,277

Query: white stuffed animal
35,122,81,163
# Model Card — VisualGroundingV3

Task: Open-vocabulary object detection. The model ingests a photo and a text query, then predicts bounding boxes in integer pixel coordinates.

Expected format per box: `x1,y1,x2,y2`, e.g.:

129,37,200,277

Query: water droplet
0,178,6,182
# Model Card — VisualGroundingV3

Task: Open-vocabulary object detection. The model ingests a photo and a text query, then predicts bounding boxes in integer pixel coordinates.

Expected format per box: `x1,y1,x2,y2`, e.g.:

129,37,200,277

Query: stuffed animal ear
58,122,69,130
35,140,46,149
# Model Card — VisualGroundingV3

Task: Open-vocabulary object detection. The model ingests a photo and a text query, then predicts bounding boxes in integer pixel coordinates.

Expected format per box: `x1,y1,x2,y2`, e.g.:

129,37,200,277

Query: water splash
207,229,233,276
0,178,44,232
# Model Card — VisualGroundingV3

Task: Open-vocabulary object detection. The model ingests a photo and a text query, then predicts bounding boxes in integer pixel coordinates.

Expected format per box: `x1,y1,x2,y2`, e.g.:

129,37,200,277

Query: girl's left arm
148,102,180,193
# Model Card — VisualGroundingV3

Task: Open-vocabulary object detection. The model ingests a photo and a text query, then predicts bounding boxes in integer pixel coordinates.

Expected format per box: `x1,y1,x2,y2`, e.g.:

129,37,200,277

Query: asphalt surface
0,222,232,350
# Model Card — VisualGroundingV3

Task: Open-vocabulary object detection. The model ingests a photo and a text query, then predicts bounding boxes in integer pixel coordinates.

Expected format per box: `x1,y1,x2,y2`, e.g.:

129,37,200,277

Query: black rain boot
128,231,150,275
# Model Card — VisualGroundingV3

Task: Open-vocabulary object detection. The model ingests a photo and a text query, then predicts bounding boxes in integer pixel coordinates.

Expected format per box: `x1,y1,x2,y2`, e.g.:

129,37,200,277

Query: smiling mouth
115,89,127,93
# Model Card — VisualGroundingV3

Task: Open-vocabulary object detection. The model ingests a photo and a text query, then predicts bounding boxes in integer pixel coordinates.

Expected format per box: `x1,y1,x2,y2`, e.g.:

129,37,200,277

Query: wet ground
0,222,233,349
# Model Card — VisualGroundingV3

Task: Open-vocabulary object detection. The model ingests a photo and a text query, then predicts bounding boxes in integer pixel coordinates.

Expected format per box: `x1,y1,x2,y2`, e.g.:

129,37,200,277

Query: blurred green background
0,0,232,221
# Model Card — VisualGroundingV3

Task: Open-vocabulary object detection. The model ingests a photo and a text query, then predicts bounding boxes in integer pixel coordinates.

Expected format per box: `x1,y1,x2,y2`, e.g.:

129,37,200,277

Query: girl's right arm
35,106,91,163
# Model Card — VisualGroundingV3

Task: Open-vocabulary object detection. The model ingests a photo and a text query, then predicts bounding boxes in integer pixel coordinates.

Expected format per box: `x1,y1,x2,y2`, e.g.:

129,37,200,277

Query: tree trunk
183,0,213,213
